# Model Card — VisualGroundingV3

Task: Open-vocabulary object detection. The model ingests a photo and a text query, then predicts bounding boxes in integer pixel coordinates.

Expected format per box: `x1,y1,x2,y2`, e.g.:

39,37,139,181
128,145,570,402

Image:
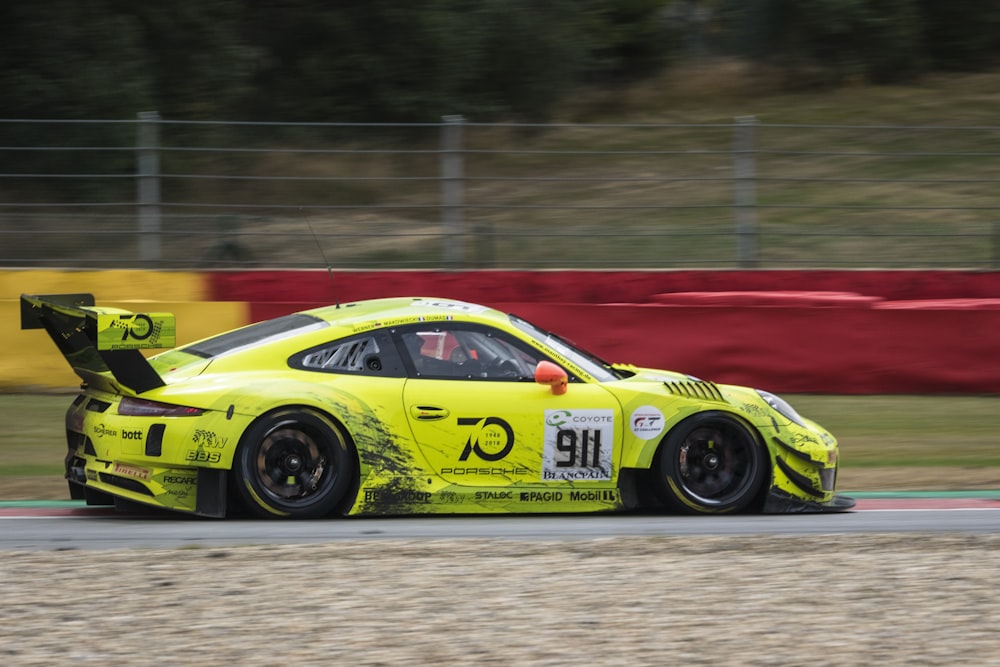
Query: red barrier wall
207,270,1000,395
207,269,1000,303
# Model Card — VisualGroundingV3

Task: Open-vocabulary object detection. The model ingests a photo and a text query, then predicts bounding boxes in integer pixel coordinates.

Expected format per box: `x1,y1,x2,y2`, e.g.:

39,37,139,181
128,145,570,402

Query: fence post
136,111,162,265
733,116,758,268
994,221,1000,269
440,115,465,268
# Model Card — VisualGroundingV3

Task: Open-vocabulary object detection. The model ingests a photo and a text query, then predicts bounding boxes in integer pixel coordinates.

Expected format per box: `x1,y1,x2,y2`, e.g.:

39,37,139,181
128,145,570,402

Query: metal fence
2,115,999,269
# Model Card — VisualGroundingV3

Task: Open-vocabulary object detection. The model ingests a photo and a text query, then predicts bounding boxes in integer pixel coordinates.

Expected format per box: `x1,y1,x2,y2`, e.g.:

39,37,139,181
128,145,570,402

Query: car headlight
756,390,807,427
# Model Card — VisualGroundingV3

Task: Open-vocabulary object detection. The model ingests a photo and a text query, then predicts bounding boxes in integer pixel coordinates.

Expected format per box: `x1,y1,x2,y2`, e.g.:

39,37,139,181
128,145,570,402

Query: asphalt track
3,493,1000,550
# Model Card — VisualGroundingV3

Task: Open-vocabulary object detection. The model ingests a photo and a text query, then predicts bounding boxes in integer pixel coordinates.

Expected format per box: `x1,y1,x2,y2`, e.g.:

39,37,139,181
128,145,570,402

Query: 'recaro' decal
542,409,614,481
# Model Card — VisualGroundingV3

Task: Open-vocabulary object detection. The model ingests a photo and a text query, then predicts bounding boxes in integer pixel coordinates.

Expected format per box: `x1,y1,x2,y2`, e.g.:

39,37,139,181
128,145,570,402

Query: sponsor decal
788,432,821,447
93,424,117,438
629,406,665,440
740,402,770,419
364,489,432,504
475,490,513,501
185,450,222,464
121,429,144,441
161,474,197,486
441,467,528,476
192,429,229,449
458,416,515,462
113,462,150,481
438,490,464,504
542,409,614,481
413,300,488,313
569,489,618,503
98,313,175,350
353,313,468,333
353,316,417,332
109,313,156,340
520,491,563,502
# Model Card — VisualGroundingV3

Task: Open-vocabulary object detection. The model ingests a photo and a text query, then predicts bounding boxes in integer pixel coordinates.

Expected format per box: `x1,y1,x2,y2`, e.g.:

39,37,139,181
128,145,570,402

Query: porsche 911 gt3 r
20,293,854,518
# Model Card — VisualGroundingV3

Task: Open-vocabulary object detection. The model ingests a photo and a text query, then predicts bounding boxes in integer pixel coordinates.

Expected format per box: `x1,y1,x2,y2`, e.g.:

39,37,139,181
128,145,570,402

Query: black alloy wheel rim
676,425,755,505
255,426,332,502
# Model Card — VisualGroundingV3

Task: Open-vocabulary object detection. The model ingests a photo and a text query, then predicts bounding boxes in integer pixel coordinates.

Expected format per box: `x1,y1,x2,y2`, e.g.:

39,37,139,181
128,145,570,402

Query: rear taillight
118,397,204,417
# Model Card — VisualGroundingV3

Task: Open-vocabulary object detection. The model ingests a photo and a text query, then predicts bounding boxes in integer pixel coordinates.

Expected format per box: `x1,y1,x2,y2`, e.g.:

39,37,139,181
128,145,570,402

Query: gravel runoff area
2,534,999,666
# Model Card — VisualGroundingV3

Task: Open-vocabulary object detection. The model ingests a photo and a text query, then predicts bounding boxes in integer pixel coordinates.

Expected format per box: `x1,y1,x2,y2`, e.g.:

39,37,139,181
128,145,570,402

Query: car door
395,322,623,488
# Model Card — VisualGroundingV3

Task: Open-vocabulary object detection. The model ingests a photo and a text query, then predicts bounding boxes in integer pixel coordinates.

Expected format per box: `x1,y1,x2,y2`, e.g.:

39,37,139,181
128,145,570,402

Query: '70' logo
457,416,515,462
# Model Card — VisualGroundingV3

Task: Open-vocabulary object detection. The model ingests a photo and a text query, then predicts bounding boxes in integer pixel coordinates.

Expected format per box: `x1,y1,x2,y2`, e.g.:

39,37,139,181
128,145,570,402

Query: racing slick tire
653,411,767,514
233,408,354,519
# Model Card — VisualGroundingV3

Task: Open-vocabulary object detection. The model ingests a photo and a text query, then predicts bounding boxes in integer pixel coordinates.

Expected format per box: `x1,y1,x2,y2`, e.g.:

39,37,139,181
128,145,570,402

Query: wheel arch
650,409,774,513
229,402,362,518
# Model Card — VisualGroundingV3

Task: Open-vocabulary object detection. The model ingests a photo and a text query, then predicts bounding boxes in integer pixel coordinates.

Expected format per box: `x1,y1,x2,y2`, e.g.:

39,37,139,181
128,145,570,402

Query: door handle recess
410,405,450,421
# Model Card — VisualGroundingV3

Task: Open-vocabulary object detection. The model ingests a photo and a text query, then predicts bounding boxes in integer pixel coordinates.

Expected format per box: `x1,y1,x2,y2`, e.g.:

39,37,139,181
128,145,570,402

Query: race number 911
542,409,614,481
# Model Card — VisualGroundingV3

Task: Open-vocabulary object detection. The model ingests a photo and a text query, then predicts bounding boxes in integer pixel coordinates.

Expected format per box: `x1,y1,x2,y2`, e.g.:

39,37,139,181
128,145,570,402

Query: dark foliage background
2,0,998,122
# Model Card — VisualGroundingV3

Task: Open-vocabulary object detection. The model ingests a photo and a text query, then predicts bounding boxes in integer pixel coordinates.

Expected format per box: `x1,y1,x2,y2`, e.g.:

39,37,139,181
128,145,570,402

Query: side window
302,337,378,371
398,325,542,381
291,331,406,377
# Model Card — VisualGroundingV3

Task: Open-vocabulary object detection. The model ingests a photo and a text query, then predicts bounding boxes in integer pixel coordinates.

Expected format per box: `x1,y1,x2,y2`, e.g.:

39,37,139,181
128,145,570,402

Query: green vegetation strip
2,394,997,499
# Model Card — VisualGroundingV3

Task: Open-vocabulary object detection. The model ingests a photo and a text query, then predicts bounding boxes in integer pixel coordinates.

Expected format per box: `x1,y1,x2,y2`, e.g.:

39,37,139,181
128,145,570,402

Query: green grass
0,394,69,477
1,393,997,478
790,395,1000,467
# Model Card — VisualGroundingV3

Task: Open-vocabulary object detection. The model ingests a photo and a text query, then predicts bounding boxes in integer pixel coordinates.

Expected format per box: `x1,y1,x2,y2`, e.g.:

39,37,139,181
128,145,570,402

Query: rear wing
20,293,176,394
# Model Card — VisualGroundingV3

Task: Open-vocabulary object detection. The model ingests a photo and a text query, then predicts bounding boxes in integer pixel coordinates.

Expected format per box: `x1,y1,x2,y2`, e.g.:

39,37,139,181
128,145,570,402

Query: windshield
509,314,622,382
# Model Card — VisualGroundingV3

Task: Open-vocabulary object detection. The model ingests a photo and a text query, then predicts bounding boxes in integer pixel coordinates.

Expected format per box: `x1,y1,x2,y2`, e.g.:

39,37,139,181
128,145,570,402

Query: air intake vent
99,473,154,496
662,380,725,402
86,399,111,413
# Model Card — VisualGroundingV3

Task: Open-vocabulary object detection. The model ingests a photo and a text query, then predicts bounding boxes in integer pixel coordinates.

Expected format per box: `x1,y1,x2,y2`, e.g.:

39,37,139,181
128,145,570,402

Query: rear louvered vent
662,380,725,402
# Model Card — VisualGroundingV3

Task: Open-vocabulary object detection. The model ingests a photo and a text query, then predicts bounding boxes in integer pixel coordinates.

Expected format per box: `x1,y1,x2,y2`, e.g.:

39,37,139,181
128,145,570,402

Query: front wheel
233,408,354,519
653,412,767,514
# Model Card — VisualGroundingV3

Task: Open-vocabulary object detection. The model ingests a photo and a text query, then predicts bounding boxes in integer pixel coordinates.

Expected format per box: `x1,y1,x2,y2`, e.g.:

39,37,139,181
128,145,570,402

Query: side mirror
534,360,568,395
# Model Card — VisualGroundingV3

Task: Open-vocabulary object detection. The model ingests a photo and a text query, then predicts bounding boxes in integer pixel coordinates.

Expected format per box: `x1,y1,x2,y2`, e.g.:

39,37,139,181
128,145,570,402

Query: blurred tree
1,0,997,122
130,1,258,118
582,0,677,82
244,0,592,121
714,0,924,85
0,1,151,199
0,0,152,118
916,0,1000,71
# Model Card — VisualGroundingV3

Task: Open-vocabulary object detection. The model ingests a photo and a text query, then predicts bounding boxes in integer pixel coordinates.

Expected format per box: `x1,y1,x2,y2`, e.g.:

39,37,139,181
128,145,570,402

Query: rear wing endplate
21,293,176,393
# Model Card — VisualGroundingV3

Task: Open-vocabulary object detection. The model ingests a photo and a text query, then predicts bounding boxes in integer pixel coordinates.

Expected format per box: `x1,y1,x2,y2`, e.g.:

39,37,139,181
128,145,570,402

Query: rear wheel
234,408,354,519
654,412,767,514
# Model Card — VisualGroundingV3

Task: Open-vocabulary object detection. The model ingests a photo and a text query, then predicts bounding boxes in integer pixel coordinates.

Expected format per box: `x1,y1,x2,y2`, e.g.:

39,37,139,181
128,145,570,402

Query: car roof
303,297,510,330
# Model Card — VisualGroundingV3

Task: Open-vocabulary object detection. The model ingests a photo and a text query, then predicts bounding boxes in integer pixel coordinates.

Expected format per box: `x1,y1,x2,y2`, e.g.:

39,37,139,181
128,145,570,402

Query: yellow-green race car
21,293,854,519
